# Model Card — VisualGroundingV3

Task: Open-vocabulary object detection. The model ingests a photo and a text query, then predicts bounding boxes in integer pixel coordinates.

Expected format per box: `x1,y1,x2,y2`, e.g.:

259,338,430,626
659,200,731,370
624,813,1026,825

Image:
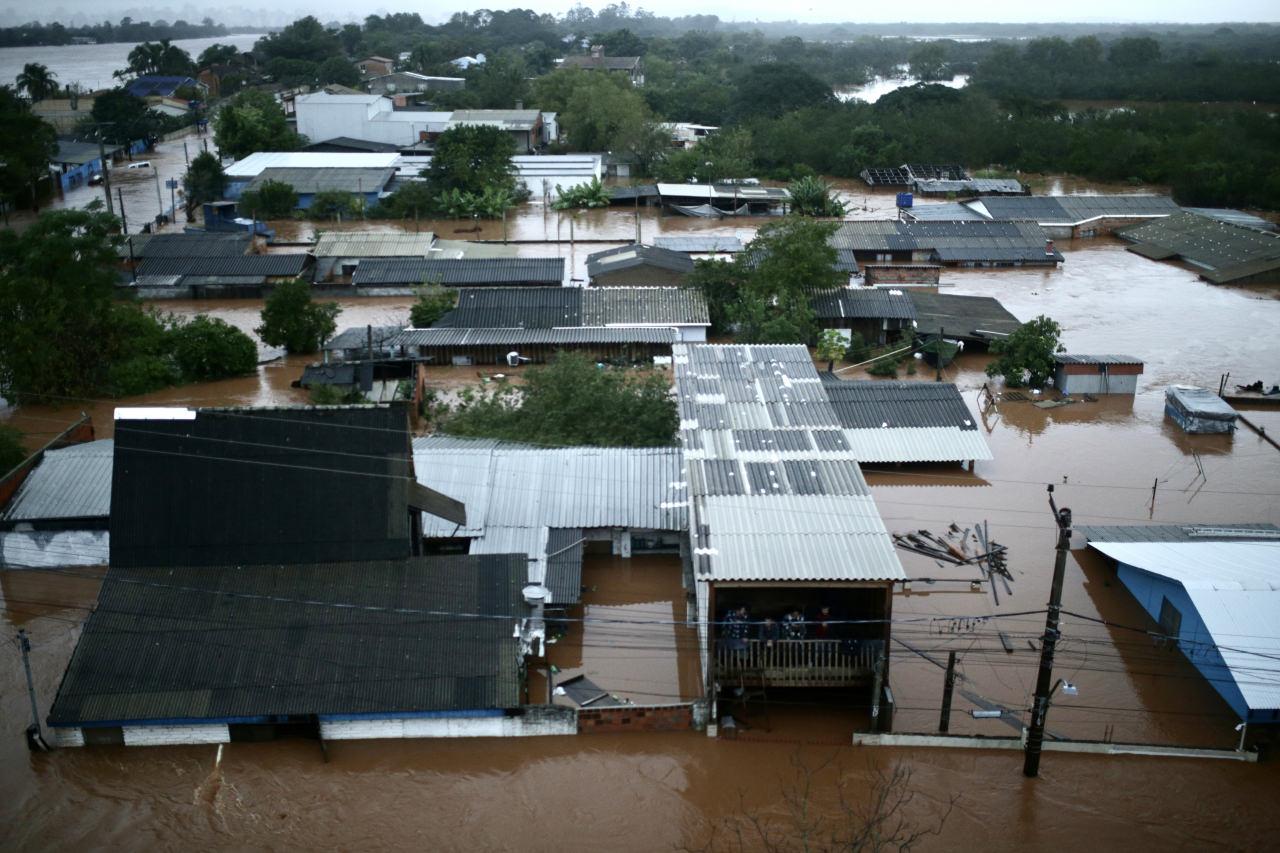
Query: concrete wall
1054,368,1140,395
578,703,697,733
320,707,578,740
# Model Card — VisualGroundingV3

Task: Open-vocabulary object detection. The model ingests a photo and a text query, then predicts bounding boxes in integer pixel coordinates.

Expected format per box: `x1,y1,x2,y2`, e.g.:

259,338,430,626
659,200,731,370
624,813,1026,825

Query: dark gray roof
110,405,420,569
433,287,709,329
323,325,405,352
1,440,114,524
1117,211,1280,284
123,232,250,259
861,164,967,186
135,254,310,278
831,220,1062,263
47,554,526,726
545,528,585,605
974,194,1179,224
1165,386,1239,421
353,258,565,287
303,136,404,153
1075,523,1280,544
52,140,119,165
811,288,917,321
1054,354,1143,366
245,166,396,196
610,185,661,201
907,291,1022,341
1183,208,1277,232
391,326,675,347
586,244,695,278
821,378,978,431
562,54,641,71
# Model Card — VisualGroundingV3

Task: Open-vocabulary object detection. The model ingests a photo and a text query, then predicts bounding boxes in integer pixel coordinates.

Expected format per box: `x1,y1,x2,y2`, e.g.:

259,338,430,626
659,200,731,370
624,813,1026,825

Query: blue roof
125,76,199,98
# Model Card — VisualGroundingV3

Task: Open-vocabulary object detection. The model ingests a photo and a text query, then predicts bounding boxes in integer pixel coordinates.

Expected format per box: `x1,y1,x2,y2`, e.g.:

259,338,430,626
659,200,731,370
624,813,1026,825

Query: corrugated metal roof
436,287,579,328
830,220,1060,262
973,194,1179,224
391,327,675,347
1076,523,1280,544
245,166,395,196
1183,208,1277,232
675,343,904,583
697,495,902,582
135,254,310,278
821,379,992,462
583,287,709,326
123,233,250,259
587,244,695,277
908,291,1022,340
412,440,687,538
811,288,917,321
902,202,987,222
466,526,585,605
47,555,527,725
2,440,114,522
1118,211,1280,283
652,236,744,253
1165,386,1239,420
226,151,401,179
353,257,564,287
655,184,791,202
1054,354,1144,366
1090,541,1280,713
912,178,1024,194
323,325,405,352
840,428,992,463
313,232,436,258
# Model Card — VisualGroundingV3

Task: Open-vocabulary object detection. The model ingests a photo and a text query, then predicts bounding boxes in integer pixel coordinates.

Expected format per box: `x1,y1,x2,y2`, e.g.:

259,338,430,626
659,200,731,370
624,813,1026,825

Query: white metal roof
840,427,994,463
226,152,402,178
1,440,114,522
1092,541,1280,712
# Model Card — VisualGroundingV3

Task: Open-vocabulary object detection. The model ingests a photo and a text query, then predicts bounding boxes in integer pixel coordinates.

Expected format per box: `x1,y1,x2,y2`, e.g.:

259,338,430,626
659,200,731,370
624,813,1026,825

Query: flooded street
3,191,1280,848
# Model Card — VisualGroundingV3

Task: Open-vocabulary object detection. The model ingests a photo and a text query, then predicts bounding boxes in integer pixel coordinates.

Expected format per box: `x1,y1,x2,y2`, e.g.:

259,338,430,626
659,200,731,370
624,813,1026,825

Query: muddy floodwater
3,208,1280,848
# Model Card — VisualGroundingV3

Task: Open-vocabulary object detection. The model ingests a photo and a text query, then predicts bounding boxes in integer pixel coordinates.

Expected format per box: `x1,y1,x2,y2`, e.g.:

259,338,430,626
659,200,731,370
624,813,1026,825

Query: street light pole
1024,485,1072,778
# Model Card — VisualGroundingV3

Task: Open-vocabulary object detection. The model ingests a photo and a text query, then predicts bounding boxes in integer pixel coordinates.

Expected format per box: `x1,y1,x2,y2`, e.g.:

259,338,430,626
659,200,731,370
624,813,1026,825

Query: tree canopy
117,39,195,78
213,89,303,161
182,150,227,215
733,217,843,344
89,88,160,145
256,279,341,354
0,87,57,209
423,124,517,197
409,286,458,327
16,63,58,101
237,179,298,219
985,315,1064,389
439,353,677,447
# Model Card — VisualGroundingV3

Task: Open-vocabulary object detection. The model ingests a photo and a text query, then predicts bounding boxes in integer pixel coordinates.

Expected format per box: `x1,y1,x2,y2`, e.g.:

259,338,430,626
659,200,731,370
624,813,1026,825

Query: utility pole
935,326,944,382
939,650,957,732
153,167,163,223
18,630,50,751
117,187,128,233
1024,485,1072,778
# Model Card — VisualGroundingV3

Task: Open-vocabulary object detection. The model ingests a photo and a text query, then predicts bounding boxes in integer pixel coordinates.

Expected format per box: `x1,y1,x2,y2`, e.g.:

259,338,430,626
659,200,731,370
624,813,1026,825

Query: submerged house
1053,355,1144,396
675,344,906,726
1080,525,1280,724
902,194,1180,239
352,257,565,289
41,404,572,747
810,288,916,346
0,439,113,568
907,291,1022,346
1117,211,1280,286
830,221,1063,268
586,244,695,287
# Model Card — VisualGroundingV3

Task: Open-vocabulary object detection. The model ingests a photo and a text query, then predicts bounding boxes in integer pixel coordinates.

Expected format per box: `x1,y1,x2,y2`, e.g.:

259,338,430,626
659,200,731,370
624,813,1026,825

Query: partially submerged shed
1053,355,1144,396
1164,386,1239,434
0,439,114,567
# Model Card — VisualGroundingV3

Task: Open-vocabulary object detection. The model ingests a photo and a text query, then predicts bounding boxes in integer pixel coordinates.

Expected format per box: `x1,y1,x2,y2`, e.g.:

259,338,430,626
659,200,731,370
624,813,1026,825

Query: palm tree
16,63,58,101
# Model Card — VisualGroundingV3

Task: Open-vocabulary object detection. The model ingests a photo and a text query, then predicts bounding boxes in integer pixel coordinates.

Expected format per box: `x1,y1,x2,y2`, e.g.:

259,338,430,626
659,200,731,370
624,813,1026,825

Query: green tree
0,87,57,210
118,39,194,77
197,43,242,68
733,217,842,344
316,56,360,88
0,207,181,399
787,175,847,217
656,128,754,183
551,177,611,210
213,89,303,160
309,189,362,220
169,315,258,381
237,179,298,218
440,352,677,447
370,181,435,219
89,88,160,145
0,423,25,473
255,16,343,65
816,328,846,372
409,285,457,327
1108,37,1162,67
731,63,832,120
685,259,742,336
985,315,1063,389
256,278,341,354
533,69,651,153
16,62,58,101
182,150,227,215
423,124,517,198
908,42,949,81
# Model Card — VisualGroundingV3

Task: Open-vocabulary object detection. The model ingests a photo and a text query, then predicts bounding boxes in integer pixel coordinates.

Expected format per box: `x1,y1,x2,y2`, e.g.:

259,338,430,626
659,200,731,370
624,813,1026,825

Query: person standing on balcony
782,608,807,640
814,606,833,639
758,616,780,648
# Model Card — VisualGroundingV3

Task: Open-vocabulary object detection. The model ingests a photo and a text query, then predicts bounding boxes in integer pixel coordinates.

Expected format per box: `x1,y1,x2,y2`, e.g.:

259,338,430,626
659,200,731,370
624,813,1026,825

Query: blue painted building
1089,538,1280,723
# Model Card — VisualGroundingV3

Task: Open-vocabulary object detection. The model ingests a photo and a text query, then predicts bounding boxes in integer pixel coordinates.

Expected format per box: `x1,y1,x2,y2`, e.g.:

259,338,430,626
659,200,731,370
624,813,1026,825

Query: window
1158,595,1182,644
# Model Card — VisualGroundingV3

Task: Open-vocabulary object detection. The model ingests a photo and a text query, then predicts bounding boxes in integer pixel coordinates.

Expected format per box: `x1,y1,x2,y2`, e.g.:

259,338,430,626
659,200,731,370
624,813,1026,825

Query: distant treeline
0,18,254,48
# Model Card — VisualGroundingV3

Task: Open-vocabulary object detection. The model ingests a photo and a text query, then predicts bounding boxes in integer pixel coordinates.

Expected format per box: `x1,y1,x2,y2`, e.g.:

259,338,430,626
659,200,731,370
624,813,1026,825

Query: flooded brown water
3,201,1280,849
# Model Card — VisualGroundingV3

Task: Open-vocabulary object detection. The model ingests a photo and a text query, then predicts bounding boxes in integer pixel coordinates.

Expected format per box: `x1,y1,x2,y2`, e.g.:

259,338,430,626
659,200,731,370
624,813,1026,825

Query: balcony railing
716,638,883,688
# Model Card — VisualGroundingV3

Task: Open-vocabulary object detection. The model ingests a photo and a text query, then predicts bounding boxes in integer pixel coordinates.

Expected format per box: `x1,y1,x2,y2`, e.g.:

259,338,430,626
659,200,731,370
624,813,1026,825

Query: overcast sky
5,0,1278,28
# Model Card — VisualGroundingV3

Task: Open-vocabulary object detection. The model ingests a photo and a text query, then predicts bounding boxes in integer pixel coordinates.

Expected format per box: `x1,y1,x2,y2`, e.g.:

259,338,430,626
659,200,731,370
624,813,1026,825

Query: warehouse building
1117,211,1280,286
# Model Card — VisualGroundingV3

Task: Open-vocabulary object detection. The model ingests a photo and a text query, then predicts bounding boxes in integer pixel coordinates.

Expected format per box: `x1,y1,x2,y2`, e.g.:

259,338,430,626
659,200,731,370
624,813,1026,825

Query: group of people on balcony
720,604,835,652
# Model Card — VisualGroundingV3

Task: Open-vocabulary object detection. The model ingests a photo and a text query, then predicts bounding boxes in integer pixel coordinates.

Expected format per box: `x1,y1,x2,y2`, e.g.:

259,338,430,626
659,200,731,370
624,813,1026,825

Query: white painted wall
123,724,231,746
296,95,451,148
320,710,577,740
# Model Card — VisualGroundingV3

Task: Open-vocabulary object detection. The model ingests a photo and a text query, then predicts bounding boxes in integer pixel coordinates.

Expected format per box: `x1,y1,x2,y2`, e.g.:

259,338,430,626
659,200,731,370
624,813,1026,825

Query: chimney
1045,239,1056,256
591,44,604,59
393,94,407,108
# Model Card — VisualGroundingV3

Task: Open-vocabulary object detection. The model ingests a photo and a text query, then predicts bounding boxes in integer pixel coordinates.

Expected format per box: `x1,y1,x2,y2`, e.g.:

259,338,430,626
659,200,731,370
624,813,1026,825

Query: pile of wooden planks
892,522,1014,604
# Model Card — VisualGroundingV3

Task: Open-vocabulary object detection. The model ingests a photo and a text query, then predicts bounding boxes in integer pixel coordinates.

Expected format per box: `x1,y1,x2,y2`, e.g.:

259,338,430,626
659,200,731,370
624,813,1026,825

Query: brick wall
864,265,941,286
578,703,695,734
